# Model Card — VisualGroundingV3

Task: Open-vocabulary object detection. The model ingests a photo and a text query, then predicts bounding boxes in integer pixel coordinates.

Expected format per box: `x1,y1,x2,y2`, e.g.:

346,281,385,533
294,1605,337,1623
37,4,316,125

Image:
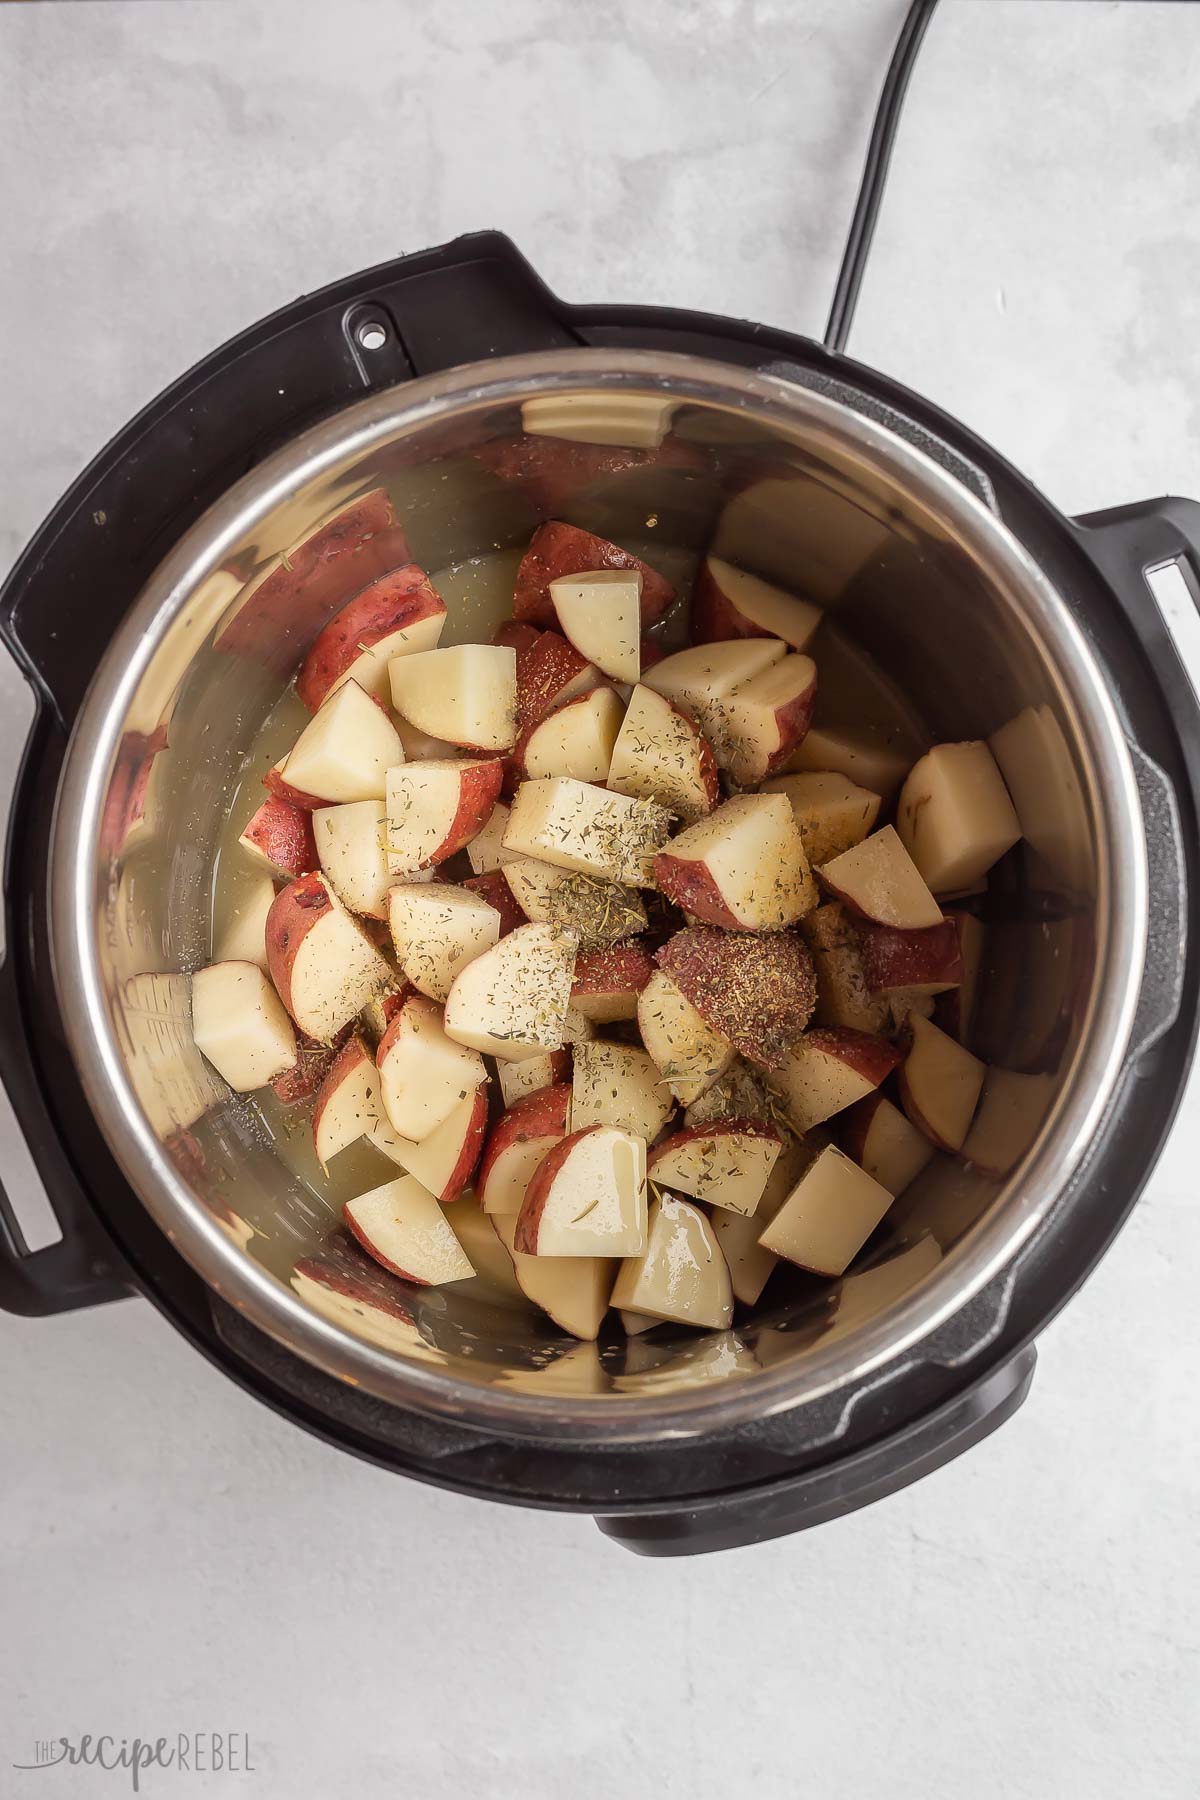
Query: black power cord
824,0,941,354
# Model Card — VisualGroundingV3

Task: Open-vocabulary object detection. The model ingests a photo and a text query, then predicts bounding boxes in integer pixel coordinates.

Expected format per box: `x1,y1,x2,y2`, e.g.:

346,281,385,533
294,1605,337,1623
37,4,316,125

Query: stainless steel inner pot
48,349,1147,1441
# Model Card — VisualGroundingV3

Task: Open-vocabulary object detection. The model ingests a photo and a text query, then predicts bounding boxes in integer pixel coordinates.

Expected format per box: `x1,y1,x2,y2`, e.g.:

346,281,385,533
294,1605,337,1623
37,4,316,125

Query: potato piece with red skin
607,684,719,824
512,522,675,627
505,626,603,730
653,794,816,932
477,1082,572,1217
818,826,942,930
570,943,656,1023
272,1024,352,1105
768,1026,903,1134
345,1176,474,1287
647,1118,783,1217
719,653,817,788
100,724,169,856
266,873,392,1044
215,489,412,675
238,796,318,879
689,555,823,650
800,902,888,1034
840,1091,935,1197
474,436,707,519
263,759,324,811
296,564,446,711
637,969,735,1106
462,870,528,937
510,685,624,784
312,1034,381,1166
856,916,963,997
376,994,488,1142
515,1125,647,1257
758,1144,894,1278
371,1083,489,1203
384,758,505,871
655,926,816,1069
897,1013,986,1153
494,619,541,656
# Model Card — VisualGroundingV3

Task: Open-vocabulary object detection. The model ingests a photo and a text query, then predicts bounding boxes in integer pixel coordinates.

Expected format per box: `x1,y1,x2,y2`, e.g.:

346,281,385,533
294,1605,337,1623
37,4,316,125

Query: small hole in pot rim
357,321,388,351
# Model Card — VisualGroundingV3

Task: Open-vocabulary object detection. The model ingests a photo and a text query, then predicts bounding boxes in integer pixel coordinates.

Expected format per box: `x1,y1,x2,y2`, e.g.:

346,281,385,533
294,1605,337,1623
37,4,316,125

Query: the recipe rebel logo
13,1733,256,1790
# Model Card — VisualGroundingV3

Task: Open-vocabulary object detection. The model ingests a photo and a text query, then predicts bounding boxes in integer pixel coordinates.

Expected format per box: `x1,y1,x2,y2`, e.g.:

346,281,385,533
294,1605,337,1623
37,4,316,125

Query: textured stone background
1,4,1197,1795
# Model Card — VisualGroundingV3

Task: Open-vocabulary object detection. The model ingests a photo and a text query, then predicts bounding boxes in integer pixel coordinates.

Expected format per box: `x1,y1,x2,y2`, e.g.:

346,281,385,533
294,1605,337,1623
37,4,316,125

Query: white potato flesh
503,777,670,885
314,799,392,918
570,1040,675,1142
549,569,642,684
660,793,817,929
282,892,393,1043
389,644,516,751
520,392,674,448
760,770,882,865
314,1044,383,1168
345,1175,475,1285
214,874,275,969
520,685,625,783
768,1038,885,1135
960,1067,1055,1178
611,1193,733,1330
710,1138,810,1304
442,922,578,1060
759,1144,894,1277
900,1013,986,1152
521,1127,647,1258
637,969,734,1105
642,637,785,747
387,882,501,1002
383,760,492,873
466,801,518,873
719,653,817,788
378,998,488,1141
369,1086,483,1196
819,826,942,930
492,1215,615,1340
897,741,1021,894
607,684,716,823
649,1129,782,1218
498,1051,567,1106
282,680,404,802
702,556,823,648
192,961,297,1091
856,1097,935,1196
787,723,913,798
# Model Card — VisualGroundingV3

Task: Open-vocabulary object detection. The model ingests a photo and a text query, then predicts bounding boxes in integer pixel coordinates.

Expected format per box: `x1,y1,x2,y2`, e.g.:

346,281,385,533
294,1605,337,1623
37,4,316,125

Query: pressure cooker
2,233,1197,1553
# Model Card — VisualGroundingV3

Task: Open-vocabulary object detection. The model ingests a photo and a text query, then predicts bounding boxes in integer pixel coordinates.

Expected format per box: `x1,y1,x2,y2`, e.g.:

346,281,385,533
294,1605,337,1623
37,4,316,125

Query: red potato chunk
655,926,816,1069
512,522,675,627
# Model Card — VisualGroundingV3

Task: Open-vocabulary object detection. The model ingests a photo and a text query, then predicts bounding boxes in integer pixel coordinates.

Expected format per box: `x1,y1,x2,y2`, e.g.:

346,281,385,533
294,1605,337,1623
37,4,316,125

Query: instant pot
2,232,1198,1554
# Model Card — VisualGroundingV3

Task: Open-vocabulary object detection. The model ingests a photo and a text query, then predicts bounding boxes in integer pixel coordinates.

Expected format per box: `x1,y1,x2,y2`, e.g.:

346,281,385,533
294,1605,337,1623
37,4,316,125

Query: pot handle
594,1343,1036,1556
0,662,133,1316
1073,498,1200,1057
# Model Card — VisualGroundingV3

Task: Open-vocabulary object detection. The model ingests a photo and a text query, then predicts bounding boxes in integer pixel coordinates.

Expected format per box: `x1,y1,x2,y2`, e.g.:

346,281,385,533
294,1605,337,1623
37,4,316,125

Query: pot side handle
595,1344,1037,1556
1074,498,1200,1058
0,659,133,1315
